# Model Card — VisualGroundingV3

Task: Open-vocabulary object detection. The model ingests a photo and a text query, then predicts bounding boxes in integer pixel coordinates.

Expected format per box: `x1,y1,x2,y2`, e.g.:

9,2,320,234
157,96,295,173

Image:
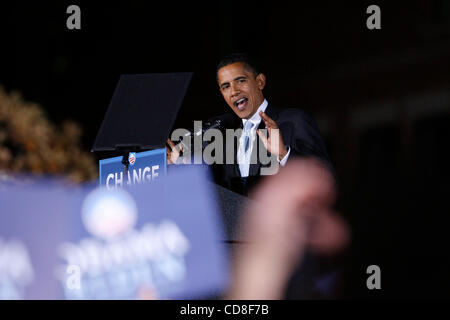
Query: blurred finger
167,138,176,150
260,112,278,128
259,111,272,122
166,147,173,164
177,142,185,153
257,129,268,149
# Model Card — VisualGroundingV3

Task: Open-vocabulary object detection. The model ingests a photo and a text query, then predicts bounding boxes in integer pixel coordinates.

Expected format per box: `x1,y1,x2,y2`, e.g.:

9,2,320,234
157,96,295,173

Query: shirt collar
242,99,268,128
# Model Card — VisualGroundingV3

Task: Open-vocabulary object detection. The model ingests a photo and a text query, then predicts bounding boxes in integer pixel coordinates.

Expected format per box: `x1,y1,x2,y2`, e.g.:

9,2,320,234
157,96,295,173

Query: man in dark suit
167,53,333,197
166,54,342,298
211,54,343,299
211,53,333,196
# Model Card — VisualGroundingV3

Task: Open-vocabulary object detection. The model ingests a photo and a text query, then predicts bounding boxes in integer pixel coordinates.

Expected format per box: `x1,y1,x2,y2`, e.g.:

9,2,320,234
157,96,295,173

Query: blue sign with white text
0,166,229,299
99,148,166,188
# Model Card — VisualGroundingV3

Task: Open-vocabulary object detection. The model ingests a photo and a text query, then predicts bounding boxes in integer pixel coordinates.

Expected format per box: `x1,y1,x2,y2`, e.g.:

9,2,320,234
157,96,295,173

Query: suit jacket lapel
264,103,279,122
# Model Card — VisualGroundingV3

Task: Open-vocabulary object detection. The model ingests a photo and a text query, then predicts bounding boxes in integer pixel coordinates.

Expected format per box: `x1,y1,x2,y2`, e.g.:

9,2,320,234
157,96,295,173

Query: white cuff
278,146,290,166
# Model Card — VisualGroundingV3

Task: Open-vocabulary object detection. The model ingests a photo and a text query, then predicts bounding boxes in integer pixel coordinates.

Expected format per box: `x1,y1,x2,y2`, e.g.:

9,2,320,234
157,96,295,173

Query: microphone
177,114,236,153
191,119,223,137
183,113,236,137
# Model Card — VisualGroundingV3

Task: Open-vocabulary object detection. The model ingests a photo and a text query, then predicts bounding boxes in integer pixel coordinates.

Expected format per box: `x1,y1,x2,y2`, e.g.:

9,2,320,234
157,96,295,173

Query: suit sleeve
279,109,335,173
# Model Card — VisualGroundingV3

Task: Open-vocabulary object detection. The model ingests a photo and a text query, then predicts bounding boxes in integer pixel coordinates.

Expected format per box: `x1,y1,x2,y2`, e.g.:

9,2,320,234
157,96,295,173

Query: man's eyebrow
219,76,248,88
234,76,248,81
219,81,229,88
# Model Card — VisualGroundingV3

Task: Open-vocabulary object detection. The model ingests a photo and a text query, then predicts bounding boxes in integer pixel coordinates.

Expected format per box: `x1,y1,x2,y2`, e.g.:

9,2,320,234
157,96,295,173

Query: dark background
1,0,450,298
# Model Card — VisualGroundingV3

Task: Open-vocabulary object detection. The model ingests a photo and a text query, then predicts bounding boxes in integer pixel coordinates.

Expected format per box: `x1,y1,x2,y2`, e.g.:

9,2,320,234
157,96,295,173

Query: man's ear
256,73,266,90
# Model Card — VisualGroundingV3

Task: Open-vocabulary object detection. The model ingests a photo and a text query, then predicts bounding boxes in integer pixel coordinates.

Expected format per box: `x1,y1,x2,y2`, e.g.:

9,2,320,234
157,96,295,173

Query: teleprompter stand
91,73,194,177
91,72,252,243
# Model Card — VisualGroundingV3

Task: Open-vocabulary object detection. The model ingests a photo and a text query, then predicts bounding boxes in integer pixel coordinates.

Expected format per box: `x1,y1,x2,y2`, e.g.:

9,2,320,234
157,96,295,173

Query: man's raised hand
257,111,288,159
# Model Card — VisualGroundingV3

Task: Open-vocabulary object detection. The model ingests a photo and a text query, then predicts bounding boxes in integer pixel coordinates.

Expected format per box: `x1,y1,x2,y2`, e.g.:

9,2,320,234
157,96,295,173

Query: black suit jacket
209,104,340,299
211,104,333,196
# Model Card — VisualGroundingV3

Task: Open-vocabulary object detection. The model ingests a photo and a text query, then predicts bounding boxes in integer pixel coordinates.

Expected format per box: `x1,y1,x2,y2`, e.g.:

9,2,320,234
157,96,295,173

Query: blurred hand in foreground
228,158,350,299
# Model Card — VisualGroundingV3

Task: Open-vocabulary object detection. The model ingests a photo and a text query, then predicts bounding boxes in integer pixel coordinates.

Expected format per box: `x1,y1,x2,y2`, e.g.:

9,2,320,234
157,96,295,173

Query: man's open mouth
234,98,248,111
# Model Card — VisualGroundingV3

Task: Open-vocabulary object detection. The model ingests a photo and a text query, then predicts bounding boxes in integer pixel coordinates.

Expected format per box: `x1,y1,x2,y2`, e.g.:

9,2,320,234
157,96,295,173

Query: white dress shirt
237,99,291,177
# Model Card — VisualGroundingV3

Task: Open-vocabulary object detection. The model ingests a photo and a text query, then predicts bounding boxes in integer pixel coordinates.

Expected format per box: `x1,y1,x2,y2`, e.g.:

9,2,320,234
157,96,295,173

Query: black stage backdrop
1,0,450,298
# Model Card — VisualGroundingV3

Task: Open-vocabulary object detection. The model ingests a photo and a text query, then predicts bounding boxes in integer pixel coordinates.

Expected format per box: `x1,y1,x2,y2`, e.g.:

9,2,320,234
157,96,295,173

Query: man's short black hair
216,53,261,82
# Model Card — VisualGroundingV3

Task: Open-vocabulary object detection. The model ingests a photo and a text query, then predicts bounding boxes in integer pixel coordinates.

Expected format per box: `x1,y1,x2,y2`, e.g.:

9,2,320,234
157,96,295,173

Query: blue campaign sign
0,166,229,299
99,148,166,188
